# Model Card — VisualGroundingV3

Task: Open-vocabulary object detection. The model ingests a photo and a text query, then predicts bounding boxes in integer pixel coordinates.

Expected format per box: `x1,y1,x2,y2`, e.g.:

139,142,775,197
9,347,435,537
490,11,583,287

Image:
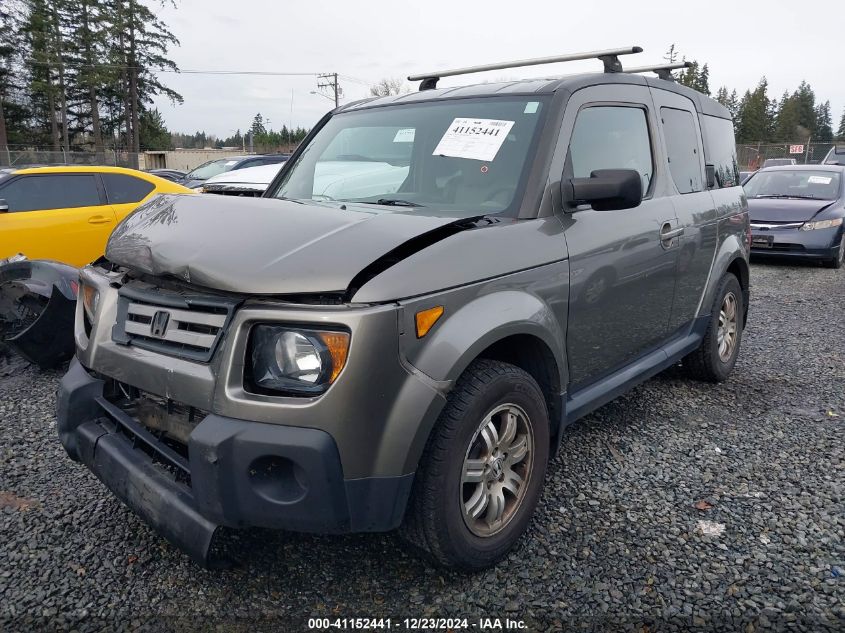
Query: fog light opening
248,455,308,504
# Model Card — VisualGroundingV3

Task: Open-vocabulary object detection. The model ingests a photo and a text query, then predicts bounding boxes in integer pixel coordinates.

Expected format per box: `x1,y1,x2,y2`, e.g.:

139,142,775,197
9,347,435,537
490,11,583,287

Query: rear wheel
682,273,744,382
400,359,549,570
824,234,844,269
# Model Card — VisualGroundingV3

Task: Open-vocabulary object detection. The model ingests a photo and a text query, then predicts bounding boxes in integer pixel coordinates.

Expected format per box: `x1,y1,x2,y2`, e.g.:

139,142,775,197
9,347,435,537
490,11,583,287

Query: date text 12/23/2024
307,617,528,630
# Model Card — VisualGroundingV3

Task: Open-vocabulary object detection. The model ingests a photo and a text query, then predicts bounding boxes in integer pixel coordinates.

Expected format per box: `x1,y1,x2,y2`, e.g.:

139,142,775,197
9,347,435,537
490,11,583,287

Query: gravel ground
0,260,843,632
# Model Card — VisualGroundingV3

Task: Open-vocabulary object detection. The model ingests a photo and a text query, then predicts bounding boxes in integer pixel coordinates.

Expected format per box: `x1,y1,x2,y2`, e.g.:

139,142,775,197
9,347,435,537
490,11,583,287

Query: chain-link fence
0,148,140,169
737,142,837,171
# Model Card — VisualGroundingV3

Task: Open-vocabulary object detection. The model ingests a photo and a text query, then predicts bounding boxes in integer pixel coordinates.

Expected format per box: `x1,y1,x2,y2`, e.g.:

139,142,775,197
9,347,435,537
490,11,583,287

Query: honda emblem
150,310,170,338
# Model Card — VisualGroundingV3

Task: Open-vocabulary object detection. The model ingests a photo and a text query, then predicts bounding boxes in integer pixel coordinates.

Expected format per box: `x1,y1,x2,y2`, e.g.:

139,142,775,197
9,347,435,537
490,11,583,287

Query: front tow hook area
75,420,229,568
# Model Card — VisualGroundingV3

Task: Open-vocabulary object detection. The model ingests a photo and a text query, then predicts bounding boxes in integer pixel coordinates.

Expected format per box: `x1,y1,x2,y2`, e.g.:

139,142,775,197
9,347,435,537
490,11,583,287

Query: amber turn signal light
415,306,444,338
316,331,351,384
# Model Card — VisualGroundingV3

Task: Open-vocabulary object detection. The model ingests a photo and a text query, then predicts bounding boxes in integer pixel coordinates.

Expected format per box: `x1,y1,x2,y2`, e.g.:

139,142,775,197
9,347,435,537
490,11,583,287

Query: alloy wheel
717,291,739,362
460,403,534,537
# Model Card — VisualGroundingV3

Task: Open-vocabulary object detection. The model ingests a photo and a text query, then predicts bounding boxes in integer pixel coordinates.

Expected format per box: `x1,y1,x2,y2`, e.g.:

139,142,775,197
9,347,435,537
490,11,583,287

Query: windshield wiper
755,194,819,200
376,198,424,207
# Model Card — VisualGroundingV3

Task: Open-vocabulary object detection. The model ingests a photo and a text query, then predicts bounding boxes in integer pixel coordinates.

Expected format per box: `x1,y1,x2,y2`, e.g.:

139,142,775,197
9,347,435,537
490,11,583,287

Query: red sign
789,145,804,154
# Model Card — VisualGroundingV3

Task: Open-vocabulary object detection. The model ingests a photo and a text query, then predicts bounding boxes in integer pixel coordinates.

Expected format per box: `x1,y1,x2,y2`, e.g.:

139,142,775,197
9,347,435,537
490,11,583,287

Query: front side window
0,174,101,212
744,170,841,200
703,115,739,188
660,107,703,194
568,106,654,195
103,173,155,204
270,97,550,217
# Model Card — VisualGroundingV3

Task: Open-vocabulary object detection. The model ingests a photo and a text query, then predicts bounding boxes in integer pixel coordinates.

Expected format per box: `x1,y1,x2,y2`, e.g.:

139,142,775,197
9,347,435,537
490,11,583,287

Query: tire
824,235,844,269
682,272,744,382
399,359,550,570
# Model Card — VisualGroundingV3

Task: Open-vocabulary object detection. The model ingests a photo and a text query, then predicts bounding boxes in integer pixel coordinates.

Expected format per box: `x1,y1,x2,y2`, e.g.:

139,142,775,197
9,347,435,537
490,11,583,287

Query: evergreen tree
814,101,833,142
735,78,770,143
0,3,21,164
836,109,845,141
109,0,181,165
138,107,169,149
250,113,266,136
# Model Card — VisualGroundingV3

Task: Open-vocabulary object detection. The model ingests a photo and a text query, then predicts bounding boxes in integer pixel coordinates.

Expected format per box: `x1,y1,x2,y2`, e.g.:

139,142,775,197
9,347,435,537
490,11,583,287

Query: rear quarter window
702,115,740,188
102,173,155,204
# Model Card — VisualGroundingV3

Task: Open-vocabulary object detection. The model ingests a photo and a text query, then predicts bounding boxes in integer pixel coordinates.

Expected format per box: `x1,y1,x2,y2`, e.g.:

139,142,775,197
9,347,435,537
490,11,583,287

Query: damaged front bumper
58,359,417,566
0,258,78,367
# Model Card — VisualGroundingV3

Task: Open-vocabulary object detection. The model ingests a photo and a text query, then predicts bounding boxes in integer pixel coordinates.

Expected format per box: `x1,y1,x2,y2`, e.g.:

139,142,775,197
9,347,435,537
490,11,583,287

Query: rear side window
0,174,101,212
703,115,740,187
568,106,654,195
660,107,703,194
102,173,155,204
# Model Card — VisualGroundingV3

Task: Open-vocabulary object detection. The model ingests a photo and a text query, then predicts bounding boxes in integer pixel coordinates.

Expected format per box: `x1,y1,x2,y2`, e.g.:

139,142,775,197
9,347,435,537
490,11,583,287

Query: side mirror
0,199,8,213
705,165,716,189
563,169,642,212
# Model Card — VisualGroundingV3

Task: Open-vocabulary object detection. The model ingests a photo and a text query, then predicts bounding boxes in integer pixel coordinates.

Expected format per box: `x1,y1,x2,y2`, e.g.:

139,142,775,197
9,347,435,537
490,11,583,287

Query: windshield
762,158,795,167
744,170,841,200
269,96,550,217
825,149,845,165
185,158,241,180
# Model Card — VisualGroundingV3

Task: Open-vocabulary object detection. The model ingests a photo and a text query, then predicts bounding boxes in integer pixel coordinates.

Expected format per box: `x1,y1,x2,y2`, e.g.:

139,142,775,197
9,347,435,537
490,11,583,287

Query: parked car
0,166,194,267
822,146,845,165
58,48,750,570
179,154,290,189
745,165,844,268
762,158,798,168
740,170,755,184
146,168,187,182
201,163,285,197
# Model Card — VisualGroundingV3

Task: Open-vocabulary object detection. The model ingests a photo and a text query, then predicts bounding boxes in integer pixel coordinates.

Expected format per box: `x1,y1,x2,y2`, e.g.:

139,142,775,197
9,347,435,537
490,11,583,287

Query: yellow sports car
0,166,194,267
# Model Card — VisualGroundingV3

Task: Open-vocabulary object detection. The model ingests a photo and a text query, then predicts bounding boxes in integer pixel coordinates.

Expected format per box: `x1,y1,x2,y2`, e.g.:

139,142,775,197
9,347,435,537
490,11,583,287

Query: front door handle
88,215,112,225
660,224,684,241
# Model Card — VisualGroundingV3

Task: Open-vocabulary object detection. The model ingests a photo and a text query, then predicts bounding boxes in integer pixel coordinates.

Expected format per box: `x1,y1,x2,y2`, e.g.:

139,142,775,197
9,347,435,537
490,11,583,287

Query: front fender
399,262,569,389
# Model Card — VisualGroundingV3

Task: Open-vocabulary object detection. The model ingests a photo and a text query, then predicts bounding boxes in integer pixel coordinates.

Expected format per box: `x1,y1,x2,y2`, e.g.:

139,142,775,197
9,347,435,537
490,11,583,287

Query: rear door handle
88,215,112,225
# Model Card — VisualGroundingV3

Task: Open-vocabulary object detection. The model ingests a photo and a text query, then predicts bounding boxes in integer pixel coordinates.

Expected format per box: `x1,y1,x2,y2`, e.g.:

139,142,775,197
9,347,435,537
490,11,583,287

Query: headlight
81,284,100,321
248,325,350,395
801,218,843,231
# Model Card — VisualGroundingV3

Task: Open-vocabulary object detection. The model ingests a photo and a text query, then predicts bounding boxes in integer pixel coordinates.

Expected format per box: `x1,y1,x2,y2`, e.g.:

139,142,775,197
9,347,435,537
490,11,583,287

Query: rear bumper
57,359,414,566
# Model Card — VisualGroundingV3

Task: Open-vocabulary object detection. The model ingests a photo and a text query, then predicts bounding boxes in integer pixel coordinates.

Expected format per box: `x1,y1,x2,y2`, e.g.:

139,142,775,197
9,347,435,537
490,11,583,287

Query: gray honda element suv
58,49,749,570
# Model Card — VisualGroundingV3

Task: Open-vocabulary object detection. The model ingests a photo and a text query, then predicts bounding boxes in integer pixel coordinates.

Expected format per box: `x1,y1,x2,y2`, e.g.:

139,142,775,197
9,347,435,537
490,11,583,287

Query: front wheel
399,359,550,570
682,272,744,382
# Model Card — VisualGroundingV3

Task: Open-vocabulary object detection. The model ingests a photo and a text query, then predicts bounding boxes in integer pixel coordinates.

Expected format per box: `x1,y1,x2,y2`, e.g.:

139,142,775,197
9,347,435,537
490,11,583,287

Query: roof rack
622,61,693,82
408,46,643,90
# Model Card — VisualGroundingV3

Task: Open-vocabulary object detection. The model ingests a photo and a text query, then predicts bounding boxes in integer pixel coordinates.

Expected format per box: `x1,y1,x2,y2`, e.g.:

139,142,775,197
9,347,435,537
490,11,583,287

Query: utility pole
317,73,341,107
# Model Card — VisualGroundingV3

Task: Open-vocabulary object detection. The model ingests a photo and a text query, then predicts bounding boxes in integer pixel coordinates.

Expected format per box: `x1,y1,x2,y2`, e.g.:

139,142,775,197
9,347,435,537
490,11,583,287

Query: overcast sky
151,0,845,138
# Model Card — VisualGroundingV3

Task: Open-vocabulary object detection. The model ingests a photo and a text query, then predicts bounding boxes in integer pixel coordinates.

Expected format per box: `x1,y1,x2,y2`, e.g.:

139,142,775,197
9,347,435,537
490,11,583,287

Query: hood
747,197,836,222
105,193,474,296
203,162,284,186
179,178,205,190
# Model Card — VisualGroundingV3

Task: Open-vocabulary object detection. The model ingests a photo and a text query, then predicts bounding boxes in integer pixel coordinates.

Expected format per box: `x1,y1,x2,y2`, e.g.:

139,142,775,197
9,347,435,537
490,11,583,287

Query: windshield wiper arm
375,198,425,207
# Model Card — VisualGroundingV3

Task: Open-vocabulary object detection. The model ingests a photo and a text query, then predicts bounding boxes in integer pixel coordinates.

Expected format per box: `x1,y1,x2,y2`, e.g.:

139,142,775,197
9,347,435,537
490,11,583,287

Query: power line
23,59,322,76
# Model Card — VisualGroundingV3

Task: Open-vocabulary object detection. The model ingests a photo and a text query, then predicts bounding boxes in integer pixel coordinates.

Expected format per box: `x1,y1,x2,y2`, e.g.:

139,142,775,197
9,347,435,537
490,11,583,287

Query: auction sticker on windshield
433,118,515,162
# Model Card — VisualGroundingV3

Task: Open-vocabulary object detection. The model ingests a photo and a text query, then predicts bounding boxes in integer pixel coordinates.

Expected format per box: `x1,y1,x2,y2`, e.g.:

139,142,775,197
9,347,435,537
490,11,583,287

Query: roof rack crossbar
408,46,643,90
622,61,693,82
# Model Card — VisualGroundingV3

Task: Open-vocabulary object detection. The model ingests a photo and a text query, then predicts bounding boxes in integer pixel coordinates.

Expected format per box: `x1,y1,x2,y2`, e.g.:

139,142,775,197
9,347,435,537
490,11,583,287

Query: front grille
750,221,804,230
112,284,239,362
